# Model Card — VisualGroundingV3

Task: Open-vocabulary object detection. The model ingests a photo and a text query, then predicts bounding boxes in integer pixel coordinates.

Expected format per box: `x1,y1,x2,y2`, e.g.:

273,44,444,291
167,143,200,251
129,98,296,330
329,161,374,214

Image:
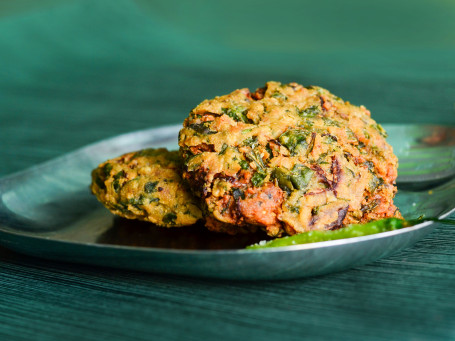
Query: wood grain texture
1,0,455,340
0,223,454,341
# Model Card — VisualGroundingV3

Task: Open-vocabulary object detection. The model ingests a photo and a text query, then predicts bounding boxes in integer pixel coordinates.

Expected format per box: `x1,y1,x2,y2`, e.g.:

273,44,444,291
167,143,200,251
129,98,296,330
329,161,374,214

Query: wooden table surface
1,1,455,340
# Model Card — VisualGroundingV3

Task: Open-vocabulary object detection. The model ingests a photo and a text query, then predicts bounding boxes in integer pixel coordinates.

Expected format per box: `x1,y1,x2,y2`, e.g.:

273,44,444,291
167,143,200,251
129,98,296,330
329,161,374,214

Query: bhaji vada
91,148,202,227
178,81,401,236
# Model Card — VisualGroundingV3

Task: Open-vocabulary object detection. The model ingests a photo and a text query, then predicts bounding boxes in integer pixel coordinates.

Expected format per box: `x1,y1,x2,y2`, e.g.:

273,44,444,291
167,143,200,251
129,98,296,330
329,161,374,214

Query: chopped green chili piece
247,217,455,249
247,218,407,249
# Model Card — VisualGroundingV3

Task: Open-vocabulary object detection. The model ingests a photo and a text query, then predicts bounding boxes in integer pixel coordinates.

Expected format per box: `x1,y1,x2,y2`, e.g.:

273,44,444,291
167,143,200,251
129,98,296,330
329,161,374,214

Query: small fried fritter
91,148,202,227
179,81,401,236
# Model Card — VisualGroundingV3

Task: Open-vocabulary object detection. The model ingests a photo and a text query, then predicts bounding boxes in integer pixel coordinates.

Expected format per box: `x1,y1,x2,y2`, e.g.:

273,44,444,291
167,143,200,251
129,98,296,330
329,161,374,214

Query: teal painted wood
1,0,455,340
1,223,455,341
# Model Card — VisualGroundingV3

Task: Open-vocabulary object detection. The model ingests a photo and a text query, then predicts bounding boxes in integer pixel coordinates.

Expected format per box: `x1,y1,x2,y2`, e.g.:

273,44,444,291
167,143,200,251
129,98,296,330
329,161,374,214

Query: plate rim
0,218,443,255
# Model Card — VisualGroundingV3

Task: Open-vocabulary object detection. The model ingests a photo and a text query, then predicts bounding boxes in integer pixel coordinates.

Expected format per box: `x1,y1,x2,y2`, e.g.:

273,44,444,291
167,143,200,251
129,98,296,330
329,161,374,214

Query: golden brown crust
90,148,202,227
179,81,401,236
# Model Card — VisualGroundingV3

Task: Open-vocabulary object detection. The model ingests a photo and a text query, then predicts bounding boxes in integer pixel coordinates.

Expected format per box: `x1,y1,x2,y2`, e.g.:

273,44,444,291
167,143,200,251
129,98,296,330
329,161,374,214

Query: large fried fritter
179,81,401,236
91,148,202,227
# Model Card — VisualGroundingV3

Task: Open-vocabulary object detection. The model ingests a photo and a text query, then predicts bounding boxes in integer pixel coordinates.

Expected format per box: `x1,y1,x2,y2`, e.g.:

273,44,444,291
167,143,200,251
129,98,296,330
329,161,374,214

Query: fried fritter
91,148,202,227
179,81,401,236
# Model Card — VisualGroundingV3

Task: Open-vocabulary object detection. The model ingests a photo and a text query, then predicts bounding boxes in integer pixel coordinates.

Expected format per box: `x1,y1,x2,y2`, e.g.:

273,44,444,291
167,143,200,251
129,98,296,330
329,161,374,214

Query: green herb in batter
94,172,106,190
299,105,320,118
345,128,356,141
364,161,375,171
222,106,250,123
219,143,228,155
322,134,338,144
243,139,266,171
356,141,366,154
239,160,250,170
114,203,130,215
232,188,245,200
162,212,177,225
127,195,146,211
272,167,294,193
188,122,217,135
361,200,379,213
144,181,159,193
368,173,384,191
265,144,273,159
251,171,267,187
114,170,125,179
306,133,316,156
369,145,384,158
279,129,309,155
290,165,314,190
243,136,257,148
271,91,287,100
372,123,388,138
112,170,125,192
289,205,300,214
316,152,329,165
272,165,314,193
322,117,341,127
246,152,265,170
311,206,320,216
102,163,113,177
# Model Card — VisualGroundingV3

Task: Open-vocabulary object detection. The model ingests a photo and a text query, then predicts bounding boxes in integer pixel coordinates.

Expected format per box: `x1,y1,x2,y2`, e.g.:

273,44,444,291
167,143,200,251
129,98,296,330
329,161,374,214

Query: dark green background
1,1,454,340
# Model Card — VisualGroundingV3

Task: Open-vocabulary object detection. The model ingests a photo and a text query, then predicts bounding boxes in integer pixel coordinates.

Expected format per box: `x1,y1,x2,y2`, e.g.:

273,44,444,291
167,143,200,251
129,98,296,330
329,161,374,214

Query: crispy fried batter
179,81,401,236
91,148,202,227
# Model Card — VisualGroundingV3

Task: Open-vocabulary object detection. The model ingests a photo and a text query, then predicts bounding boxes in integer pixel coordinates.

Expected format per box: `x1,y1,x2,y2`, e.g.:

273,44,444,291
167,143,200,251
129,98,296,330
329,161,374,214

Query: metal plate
0,124,454,280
